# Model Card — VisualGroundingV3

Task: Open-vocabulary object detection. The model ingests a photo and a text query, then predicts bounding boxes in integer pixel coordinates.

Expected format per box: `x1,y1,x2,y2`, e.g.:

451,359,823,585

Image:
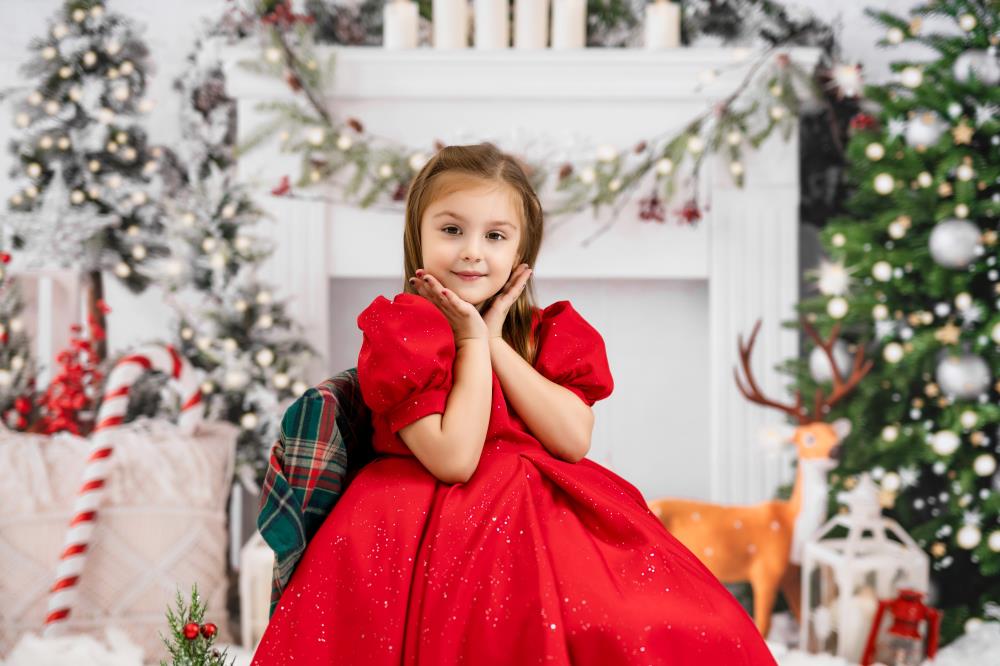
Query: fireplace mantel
223,45,821,504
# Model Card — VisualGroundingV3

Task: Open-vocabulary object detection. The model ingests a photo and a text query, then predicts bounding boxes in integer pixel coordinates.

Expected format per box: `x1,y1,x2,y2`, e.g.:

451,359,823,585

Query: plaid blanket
256,368,375,617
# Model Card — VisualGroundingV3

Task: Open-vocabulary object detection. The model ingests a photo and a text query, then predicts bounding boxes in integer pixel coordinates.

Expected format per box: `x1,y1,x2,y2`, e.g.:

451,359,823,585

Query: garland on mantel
237,1,854,244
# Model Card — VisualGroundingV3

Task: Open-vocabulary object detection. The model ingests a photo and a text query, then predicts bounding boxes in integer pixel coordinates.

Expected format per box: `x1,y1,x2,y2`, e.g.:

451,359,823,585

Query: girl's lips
452,272,485,281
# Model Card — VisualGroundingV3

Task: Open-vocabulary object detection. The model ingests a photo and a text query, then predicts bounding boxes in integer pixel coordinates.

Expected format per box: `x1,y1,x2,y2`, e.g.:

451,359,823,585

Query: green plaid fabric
256,368,375,617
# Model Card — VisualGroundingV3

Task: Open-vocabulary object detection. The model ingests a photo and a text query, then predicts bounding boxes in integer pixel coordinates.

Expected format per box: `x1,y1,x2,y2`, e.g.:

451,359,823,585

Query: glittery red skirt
251,442,776,665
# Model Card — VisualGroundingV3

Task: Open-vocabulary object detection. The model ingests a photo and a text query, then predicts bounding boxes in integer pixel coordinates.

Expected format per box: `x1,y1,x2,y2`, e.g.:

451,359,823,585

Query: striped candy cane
43,343,205,635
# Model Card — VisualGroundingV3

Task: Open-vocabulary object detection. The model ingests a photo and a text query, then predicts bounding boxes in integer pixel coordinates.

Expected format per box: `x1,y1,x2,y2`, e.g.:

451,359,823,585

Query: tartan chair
255,368,376,617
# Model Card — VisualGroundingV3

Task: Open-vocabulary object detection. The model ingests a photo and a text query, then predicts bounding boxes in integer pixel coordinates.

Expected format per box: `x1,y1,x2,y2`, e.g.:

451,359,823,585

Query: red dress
251,292,776,665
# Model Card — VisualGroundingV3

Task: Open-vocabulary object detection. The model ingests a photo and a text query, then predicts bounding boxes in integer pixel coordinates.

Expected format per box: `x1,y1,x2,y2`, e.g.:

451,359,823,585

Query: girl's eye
442,226,505,241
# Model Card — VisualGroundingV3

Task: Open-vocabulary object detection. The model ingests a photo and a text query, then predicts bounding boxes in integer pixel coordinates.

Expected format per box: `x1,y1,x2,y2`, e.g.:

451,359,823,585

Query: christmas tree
126,26,317,483
5,0,169,359
784,0,999,643
0,255,40,430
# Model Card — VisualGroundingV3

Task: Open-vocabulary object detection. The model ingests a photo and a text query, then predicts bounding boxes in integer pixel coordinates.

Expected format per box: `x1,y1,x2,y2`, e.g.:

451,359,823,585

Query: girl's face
419,178,523,308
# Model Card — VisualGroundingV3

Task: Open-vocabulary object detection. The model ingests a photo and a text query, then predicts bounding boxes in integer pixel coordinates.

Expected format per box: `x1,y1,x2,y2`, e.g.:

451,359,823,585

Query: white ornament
686,136,704,154
873,173,895,194
955,292,973,311
336,134,353,151
865,143,885,160
989,531,1000,553
929,219,981,269
953,49,1000,86
881,425,899,442
832,233,846,247
809,340,853,384
931,430,960,456
960,410,978,429
917,171,933,187
900,66,923,88
241,412,259,430
817,259,851,295
827,297,849,319
883,342,904,364
991,321,1000,344
872,261,893,282
886,27,904,44
255,348,275,368
307,127,325,145
973,454,996,477
655,158,673,175
936,353,991,399
958,14,977,32
273,373,290,390
956,162,975,181
292,380,309,396
956,524,981,549
905,111,944,148
832,62,864,97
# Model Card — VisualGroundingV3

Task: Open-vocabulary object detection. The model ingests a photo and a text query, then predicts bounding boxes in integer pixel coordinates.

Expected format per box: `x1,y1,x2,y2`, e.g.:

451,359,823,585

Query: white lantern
800,474,929,664
240,531,276,651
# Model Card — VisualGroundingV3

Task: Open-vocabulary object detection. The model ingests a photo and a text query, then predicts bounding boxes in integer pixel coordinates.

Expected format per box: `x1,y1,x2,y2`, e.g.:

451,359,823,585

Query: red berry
200,622,217,638
183,622,200,639
0,252,10,264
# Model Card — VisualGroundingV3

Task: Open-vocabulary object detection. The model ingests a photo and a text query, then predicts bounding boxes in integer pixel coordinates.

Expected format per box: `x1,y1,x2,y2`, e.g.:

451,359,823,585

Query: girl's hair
402,142,543,365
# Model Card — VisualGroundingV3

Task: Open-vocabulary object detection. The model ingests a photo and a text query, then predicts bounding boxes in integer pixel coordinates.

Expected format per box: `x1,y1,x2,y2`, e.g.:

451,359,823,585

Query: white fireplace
223,45,821,505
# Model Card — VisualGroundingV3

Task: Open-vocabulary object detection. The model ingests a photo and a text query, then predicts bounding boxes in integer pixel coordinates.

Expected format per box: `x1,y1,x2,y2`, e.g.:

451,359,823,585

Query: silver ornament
808,340,854,384
905,111,945,148
929,219,982,269
936,352,991,400
953,49,1000,86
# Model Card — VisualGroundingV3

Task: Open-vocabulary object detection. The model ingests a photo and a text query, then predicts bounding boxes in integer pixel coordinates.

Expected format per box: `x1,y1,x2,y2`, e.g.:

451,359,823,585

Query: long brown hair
402,142,544,365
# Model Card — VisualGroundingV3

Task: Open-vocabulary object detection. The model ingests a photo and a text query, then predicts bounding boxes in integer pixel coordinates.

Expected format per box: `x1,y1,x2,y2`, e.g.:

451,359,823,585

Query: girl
251,143,776,664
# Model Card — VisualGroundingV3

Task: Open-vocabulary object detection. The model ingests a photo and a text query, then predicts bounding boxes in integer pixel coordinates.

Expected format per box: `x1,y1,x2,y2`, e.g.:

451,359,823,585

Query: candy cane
43,343,205,635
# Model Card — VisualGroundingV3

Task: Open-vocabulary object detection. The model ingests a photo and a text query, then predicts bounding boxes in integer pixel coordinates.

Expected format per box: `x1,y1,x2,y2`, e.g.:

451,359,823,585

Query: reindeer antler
799,315,874,418
733,319,811,425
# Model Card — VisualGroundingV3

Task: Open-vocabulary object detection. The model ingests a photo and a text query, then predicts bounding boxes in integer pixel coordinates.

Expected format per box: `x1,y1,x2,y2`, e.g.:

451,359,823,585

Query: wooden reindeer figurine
647,317,873,638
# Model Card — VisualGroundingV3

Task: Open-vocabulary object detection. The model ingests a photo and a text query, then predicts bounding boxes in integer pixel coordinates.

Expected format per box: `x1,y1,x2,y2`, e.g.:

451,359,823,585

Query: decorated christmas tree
4,0,169,360
0,255,40,430
783,0,999,643
122,26,317,482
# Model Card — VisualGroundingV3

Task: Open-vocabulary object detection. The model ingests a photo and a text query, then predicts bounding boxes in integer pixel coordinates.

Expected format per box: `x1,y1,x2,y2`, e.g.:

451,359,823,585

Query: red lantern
861,588,941,666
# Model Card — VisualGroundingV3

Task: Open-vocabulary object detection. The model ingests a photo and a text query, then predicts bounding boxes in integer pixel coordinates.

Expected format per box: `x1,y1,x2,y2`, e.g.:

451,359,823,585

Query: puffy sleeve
532,301,614,407
356,292,456,433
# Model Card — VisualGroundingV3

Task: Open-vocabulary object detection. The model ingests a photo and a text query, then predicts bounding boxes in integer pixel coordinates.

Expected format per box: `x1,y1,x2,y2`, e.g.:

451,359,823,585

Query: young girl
251,143,776,664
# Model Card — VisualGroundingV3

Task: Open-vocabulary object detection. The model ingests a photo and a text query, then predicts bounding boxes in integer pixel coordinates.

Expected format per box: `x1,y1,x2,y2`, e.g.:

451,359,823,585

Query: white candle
551,0,586,49
384,0,418,49
433,0,469,49
644,0,680,49
474,0,509,49
514,0,549,49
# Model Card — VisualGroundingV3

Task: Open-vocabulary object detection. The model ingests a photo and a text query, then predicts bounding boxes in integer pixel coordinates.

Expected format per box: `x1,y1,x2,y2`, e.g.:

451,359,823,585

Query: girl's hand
482,263,532,339
410,270,489,343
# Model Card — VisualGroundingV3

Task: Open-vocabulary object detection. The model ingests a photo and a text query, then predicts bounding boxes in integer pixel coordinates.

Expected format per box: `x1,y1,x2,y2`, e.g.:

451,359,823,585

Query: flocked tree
783,0,999,643
4,0,169,361
123,19,317,483
0,253,40,430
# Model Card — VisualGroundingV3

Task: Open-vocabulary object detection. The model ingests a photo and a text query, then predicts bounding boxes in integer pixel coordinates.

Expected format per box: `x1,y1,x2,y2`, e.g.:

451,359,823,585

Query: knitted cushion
0,418,238,662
